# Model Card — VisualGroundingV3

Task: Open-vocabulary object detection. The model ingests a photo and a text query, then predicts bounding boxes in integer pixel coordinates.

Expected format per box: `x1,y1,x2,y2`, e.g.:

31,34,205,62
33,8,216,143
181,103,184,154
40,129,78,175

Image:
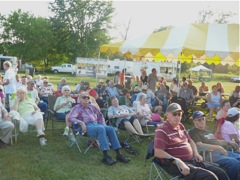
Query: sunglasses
81,96,90,100
172,111,182,117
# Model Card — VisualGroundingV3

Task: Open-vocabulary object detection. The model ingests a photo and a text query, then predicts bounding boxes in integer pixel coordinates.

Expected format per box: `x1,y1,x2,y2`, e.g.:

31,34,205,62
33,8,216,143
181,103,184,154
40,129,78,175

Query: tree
49,0,114,60
0,10,56,68
196,8,237,23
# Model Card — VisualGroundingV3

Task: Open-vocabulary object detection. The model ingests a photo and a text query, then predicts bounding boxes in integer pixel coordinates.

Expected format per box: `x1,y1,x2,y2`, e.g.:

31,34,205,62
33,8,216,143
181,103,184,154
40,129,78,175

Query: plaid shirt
68,103,105,125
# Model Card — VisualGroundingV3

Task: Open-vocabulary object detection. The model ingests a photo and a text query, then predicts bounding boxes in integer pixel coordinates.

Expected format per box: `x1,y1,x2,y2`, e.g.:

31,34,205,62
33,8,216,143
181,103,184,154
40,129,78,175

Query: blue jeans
55,112,68,121
76,122,121,152
38,101,47,121
212,150,240,180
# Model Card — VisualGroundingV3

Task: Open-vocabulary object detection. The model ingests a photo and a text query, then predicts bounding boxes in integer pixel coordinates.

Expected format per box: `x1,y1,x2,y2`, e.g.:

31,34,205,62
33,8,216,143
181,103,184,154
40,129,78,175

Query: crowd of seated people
0,60,239,176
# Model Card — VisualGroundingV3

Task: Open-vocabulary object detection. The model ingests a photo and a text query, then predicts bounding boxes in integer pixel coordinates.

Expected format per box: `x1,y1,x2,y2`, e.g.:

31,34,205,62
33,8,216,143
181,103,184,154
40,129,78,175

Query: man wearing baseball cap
154,103,228,179
189,110,240,180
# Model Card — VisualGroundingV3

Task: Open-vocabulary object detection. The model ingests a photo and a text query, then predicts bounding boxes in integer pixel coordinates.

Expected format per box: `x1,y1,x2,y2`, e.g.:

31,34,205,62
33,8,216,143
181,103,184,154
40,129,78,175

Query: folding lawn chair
68,122,100,154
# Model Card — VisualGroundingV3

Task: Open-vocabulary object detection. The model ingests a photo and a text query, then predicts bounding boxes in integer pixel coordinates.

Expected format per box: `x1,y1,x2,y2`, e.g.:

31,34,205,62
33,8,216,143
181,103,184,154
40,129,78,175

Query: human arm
154,148,190,176
10,97,20,111
195,141,228,156
189,138,203,162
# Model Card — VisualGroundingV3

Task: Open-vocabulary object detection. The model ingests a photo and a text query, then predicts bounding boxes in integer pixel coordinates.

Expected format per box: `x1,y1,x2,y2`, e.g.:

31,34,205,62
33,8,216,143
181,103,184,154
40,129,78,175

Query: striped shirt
68,103,105,125
154,121,193,161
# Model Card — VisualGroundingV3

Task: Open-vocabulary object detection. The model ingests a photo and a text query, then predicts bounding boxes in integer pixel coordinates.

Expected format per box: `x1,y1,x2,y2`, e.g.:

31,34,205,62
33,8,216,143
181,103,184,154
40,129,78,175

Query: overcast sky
0,0,239,41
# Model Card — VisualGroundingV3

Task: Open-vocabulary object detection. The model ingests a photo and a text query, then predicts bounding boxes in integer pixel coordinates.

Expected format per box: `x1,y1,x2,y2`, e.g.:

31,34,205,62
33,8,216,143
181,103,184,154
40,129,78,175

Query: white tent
190,65,212,81
190,65,212,72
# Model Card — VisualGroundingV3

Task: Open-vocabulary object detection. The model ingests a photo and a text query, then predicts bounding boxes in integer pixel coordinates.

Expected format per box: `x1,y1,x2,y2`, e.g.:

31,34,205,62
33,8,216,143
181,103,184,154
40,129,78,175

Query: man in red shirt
154,103,229,180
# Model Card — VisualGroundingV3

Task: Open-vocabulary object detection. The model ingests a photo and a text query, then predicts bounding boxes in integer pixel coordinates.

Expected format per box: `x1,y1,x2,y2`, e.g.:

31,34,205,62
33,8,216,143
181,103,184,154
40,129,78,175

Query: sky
0,0,239,42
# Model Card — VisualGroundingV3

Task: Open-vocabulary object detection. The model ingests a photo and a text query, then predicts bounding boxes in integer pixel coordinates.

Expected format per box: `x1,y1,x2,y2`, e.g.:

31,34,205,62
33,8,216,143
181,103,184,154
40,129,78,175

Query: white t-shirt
221,120,240,142
3,68,16,94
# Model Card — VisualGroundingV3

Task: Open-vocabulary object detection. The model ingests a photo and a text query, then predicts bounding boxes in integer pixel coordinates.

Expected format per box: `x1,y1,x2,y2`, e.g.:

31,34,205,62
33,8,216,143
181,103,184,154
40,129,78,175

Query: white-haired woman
136,94,162,126
11,87,46,146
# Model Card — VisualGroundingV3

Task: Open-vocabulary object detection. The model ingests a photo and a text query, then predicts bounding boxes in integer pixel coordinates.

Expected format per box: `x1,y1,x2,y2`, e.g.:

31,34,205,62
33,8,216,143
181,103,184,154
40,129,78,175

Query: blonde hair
16,87,27,95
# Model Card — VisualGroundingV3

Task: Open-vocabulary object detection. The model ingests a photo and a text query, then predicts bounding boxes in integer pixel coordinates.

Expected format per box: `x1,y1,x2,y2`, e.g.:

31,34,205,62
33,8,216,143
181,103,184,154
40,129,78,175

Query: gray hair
3,61,12,68
61,85,71,93
139,94,147,101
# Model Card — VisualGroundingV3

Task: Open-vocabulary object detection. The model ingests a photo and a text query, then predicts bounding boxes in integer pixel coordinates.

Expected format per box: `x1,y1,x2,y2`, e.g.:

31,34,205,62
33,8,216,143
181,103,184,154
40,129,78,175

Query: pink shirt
221,120,240,142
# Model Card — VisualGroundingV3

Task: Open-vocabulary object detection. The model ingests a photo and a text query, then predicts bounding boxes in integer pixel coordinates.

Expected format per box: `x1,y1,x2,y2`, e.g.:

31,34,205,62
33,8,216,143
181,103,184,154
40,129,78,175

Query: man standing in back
147,68,158,93
1,61,16,109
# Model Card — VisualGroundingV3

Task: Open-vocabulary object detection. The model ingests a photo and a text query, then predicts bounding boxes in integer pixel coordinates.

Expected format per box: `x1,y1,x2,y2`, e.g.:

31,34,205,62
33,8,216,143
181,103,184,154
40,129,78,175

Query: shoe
63,127,69,136
116,154,130,163
39,138,47,146
102,156,116,165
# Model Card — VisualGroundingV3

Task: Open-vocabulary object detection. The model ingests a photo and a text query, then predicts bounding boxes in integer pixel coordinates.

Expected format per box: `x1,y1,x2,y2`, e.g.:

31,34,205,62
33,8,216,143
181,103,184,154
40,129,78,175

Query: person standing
1,61,16,109
147,68,158,93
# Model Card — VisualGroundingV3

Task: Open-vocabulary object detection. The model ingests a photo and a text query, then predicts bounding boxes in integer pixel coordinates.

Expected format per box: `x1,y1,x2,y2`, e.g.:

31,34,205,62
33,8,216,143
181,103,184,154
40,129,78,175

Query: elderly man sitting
104,80,121,98
189,111,240,180
178,82,194,108
154,103,229,180
68,92,130,165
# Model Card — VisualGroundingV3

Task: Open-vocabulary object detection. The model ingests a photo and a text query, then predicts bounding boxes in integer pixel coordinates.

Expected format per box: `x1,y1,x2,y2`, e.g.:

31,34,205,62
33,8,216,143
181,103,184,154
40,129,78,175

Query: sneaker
102,156,116,165
63,127,69,136
39,138,47,146
116,154,130,163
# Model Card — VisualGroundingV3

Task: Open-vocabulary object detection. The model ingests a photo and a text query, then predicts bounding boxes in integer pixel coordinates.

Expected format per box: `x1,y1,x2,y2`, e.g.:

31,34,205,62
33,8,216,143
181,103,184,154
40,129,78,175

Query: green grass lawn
0,72,238,180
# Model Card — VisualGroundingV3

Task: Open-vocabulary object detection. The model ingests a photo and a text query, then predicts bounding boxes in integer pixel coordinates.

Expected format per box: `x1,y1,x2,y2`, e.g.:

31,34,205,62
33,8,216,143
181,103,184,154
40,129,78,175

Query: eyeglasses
64,90,70,92
195,117,205,122
81,96,90,100
172,111,182,117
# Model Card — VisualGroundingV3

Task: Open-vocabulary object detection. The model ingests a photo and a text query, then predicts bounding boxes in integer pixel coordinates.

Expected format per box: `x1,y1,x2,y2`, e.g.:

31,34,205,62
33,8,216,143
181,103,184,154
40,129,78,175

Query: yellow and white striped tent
100,24,240,66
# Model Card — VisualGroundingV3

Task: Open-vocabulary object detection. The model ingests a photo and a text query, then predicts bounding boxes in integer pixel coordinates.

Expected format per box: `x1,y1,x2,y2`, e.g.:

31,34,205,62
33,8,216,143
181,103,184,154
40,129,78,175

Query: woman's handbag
151,113,162,122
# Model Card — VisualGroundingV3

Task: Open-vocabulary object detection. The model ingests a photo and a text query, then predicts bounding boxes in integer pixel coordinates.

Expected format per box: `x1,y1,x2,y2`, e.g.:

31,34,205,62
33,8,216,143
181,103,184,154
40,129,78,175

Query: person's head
141,69,146,76
220,100,231,111
188,80,193,86
122,89,130,97
115,71,120,76
226,107,239,123
110,96,119,107
43,79,49,86
16,74,20,82
173,79,177,84
152,68,157,74
201,81,206,87
61,77,67,84
182,82,188,90
138,81,143,87
16,87,27,100
37,75,42,80
182,77,186,82
27,75,32,80
79,92,90,106
192,111,206,130
3,61,12,70
159,83,165,90
80,80,85,85
27,80,35,90
139,94,147,104
211,85,217,92
142,85,148,94
84,82,90,89
21,76,28,85
122,68,127,73
98,79,104,85
166,103,183,127
108,80,114,87
216,82,222,88
234,85,240,92
62,85,71,96
232,90,240,98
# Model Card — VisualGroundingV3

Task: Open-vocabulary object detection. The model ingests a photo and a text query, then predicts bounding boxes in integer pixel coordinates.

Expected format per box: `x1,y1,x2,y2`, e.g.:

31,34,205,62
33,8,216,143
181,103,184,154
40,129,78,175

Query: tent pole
96,51,100,85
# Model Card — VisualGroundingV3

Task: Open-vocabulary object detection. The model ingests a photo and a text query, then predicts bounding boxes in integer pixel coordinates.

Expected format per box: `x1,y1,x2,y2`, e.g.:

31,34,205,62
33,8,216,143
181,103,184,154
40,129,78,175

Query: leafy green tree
49,0,114,60
0,10,56,68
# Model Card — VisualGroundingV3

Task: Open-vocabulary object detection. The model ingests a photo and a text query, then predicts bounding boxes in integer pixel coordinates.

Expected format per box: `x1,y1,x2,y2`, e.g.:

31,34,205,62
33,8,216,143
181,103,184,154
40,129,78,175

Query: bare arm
189,138,203,162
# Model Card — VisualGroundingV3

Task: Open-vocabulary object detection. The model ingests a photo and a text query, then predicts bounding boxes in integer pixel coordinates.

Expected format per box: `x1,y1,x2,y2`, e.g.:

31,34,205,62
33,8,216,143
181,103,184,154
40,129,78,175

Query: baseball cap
166,103,183,113
27,80,35,84
227,107,239,117
192,111,205,120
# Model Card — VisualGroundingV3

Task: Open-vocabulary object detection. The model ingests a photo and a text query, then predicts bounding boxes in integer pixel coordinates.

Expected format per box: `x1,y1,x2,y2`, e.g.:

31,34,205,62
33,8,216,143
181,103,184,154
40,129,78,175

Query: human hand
176,159,190,176
228,142,239,150
194,154,203,162
81,123,86,134
218,146,228,156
